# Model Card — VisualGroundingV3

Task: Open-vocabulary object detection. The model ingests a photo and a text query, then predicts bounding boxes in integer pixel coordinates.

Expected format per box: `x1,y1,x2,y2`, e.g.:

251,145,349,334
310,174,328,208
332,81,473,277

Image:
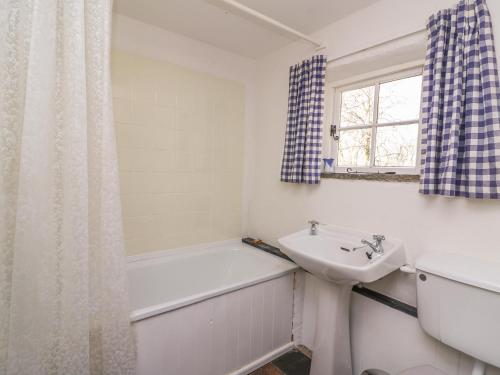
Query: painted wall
111,16,256,255
247,0,500,283
247,0,500,373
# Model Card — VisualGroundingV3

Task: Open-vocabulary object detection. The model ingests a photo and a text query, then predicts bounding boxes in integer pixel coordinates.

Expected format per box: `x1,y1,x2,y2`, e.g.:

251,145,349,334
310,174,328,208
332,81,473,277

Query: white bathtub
128,240,298,375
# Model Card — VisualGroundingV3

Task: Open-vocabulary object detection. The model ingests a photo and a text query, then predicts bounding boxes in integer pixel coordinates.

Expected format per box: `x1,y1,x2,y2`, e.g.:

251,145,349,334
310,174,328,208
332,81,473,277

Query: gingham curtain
420,0,500,199
281,55,327,184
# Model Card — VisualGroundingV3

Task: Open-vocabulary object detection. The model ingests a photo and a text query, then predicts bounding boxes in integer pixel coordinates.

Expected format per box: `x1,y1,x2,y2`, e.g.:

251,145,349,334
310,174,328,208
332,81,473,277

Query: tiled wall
111,50,244,255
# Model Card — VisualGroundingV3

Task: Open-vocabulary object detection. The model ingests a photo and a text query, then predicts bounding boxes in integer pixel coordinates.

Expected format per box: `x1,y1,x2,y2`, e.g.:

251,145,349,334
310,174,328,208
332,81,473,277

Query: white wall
112,15,257,249
247,0,500,282
112,15,256,84
247,0,500,373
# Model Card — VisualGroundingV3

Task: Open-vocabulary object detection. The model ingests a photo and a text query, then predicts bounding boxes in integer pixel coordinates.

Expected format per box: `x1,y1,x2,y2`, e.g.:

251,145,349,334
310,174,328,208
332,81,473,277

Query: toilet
397,253,500,375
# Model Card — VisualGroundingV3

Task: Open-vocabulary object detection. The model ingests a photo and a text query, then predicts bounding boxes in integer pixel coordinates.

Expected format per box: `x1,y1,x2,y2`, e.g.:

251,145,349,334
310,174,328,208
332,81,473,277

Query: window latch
330,125,339,141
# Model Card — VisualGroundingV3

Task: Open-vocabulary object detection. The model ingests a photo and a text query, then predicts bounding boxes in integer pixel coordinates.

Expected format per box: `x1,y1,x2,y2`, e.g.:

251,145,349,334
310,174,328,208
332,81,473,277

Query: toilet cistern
416,252,500,375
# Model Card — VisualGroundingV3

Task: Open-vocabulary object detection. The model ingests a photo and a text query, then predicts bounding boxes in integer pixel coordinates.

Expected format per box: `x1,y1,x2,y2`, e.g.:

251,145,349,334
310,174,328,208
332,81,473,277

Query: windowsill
321,172,420,183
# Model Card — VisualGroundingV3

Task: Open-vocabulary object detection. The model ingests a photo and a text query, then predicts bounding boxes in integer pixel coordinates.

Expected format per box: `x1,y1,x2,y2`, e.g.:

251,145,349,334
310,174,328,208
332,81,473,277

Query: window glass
375,124,419,167
340,86,375,127
378,76,422,124
338,128,372,167
335,72,423,173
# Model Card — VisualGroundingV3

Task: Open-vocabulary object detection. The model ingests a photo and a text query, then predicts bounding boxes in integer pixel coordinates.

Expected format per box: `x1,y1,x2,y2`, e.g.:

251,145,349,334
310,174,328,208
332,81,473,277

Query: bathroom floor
250,348,311,375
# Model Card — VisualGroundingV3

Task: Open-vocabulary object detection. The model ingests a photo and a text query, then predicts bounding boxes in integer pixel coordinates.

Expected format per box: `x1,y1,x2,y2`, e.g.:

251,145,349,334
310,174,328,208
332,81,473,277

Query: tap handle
373,234,385,243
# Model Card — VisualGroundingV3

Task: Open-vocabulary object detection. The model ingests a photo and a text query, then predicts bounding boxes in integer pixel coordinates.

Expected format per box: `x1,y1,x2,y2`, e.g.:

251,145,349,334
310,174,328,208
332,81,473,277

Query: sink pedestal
311,278,353,375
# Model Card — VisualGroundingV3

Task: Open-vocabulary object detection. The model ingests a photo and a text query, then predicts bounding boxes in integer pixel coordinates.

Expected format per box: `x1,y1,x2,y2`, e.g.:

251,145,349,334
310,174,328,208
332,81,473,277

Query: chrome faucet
361,235,385,257
308,220,321,236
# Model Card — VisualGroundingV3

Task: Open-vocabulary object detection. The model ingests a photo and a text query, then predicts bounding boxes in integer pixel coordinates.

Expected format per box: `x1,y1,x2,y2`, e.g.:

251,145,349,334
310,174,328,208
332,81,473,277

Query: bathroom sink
279,224,407,375
278,224,406,284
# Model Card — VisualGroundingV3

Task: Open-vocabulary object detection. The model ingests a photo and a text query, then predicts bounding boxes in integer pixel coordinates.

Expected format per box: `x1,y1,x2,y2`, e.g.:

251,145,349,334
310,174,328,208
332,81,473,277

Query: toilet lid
398,365,448,375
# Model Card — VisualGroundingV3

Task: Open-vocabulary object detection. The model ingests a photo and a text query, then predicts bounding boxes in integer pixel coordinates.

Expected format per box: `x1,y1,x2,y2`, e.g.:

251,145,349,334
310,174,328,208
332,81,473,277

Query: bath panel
128,240,298,375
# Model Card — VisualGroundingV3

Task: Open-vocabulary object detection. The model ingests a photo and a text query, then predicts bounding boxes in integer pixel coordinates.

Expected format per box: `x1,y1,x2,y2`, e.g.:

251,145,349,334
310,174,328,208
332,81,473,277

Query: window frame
330,67,424,175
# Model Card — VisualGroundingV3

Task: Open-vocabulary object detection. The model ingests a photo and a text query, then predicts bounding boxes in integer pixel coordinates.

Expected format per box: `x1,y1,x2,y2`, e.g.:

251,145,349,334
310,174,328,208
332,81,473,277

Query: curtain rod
326,28,427,64
216,0,427,62
217,0,323,48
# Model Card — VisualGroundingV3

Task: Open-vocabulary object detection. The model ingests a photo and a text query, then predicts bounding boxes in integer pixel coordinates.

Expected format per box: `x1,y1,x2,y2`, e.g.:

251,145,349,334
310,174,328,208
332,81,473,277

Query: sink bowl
278,224,406,285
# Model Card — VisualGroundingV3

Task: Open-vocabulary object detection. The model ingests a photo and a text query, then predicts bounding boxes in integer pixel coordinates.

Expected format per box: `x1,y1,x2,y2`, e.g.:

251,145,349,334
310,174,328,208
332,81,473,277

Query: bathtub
128,239,298,375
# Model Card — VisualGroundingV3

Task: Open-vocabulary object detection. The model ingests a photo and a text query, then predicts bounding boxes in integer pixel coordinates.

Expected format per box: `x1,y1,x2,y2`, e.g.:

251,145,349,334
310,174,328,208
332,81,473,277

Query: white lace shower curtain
0,1,135,374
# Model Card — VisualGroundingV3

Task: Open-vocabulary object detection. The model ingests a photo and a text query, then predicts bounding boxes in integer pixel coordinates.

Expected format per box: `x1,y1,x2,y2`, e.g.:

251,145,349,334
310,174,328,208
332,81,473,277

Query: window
332,69,423,174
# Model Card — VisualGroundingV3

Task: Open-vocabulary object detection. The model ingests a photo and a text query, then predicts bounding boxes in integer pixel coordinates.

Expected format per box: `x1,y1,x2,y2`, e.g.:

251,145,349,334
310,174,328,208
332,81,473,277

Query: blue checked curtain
281,55,327,184
420,0,500,199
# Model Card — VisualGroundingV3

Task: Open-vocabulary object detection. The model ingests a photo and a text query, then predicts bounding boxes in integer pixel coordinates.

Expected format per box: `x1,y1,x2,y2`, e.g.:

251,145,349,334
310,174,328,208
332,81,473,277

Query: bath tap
361,234,385,257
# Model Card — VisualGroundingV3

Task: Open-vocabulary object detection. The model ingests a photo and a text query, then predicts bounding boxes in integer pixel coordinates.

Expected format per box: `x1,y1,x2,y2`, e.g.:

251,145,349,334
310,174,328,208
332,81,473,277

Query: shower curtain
0,1,135,374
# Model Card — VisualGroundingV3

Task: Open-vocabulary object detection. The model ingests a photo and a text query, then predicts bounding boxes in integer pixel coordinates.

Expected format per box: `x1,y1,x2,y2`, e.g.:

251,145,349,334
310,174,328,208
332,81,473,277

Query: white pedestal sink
279,225,406,375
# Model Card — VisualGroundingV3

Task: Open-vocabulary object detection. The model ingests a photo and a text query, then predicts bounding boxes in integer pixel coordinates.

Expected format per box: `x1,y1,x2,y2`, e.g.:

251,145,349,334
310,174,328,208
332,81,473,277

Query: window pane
378,75,422,124
338,128,372,167
340,86,375,127
375,124,419,167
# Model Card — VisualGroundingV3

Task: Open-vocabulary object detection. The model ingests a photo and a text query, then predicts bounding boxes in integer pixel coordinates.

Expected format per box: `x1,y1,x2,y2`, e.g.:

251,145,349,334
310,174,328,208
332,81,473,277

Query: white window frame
330,66,423,175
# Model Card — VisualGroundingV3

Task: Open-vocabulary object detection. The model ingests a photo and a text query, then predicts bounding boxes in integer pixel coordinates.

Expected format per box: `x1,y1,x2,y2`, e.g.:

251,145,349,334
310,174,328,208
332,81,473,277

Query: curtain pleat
281,55,327,185
420,0,500,199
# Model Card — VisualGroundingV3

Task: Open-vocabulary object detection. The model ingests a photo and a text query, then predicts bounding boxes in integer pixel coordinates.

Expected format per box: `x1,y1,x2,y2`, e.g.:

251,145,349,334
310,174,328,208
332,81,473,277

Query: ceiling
114,0,380,58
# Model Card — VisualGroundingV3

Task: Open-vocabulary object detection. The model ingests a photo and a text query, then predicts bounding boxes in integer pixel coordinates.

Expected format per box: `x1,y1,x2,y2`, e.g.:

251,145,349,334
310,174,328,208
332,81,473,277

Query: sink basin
278,224,406,284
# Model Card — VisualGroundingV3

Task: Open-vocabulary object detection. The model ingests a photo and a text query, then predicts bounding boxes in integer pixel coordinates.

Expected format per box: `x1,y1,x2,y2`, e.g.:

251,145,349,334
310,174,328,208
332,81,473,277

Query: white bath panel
249,283,265,361
134,273,295,375
237,285,253,366
261,277,277,354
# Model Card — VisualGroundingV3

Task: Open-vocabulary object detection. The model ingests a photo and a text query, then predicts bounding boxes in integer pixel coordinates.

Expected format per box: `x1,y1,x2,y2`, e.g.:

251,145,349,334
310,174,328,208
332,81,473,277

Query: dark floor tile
272,349,311,375
296,345,312,359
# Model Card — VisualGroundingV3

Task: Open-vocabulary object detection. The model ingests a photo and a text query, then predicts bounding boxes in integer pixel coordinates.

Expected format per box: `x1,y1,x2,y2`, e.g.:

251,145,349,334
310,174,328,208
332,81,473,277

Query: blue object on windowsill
323,158,335,173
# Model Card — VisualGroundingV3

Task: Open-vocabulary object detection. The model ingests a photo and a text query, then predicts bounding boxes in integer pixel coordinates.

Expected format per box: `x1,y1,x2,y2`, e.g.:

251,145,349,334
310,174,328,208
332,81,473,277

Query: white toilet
397,253,500,375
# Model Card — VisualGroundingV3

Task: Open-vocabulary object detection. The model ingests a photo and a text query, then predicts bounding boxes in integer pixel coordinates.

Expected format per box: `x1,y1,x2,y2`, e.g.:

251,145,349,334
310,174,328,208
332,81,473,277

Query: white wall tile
112,50,244,255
